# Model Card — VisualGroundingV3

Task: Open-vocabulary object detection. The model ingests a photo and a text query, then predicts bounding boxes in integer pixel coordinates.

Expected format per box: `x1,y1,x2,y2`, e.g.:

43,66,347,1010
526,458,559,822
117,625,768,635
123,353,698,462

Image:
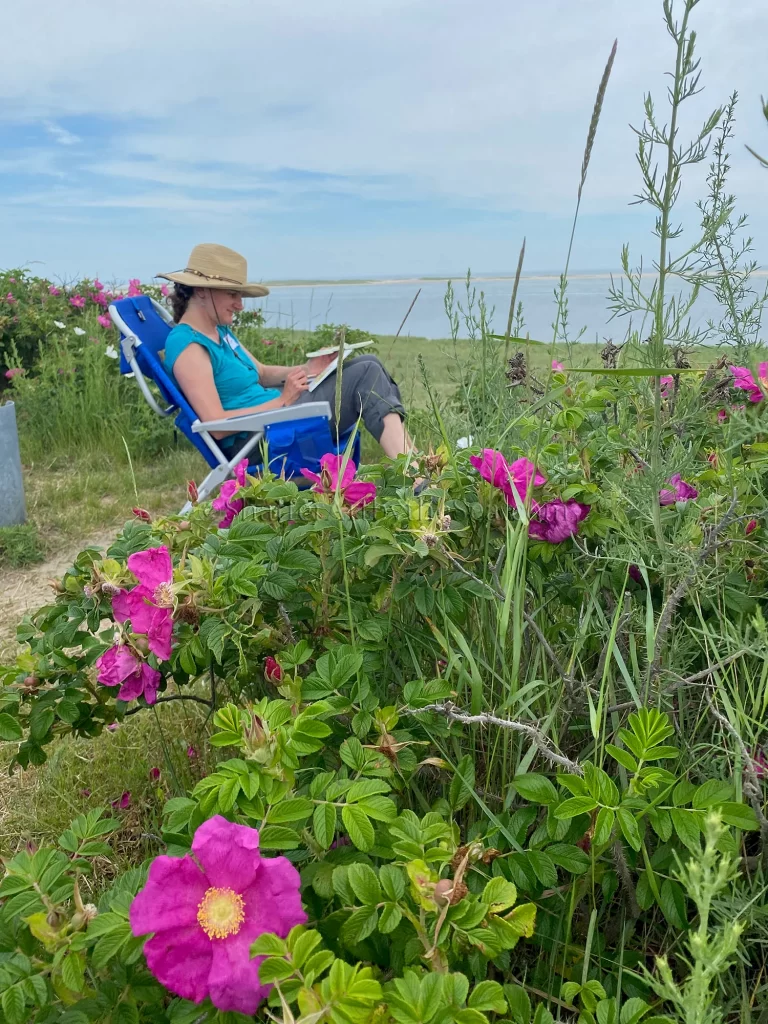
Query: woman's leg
297,356,413,456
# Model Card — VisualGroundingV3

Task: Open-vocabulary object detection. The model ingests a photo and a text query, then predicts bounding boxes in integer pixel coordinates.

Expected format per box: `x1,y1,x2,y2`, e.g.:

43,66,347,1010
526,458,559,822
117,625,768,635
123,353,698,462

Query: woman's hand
282,366,310,405
305,353,337,377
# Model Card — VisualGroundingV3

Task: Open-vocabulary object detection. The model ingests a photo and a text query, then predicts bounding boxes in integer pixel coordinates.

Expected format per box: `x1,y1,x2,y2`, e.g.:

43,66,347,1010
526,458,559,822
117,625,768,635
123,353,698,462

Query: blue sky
1,0,767,282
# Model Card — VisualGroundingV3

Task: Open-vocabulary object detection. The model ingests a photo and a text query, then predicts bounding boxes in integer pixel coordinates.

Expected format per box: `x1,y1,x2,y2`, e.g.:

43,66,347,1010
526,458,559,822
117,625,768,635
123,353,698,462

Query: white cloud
43,120,81,145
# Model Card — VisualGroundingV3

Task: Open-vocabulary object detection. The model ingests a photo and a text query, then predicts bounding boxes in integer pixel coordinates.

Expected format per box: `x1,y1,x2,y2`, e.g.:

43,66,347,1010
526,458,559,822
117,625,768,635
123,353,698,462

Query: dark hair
168,283,194,322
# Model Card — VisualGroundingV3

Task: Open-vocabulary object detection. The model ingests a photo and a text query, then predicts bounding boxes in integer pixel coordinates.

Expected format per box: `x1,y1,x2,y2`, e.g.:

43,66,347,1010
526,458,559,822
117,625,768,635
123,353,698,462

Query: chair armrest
192,401,332,434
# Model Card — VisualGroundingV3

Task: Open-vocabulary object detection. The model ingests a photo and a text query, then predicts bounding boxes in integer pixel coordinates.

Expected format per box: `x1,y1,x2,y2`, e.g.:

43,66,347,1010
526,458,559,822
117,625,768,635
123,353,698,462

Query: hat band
183,267,244,286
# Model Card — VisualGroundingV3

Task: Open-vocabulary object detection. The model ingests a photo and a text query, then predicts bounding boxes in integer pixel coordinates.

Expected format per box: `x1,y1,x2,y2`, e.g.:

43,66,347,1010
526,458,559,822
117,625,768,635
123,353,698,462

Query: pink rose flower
48,285,61,296
5,293,16,304
264,656,283,684
660,375,674,398
659,474,698,506
212,459,249,527
112,791,132,810
111,546,174,660
70,295,86,309
160,284,170,297
529,499,589,543
300,453,376,509
98,314,112,328
746,519,758,536
96,645,162,703
4,368,24,379
93,279,104,292
127,278,143,298
551,360,564,372
730,363,768,403
469,448,546,507
130,815,306,1014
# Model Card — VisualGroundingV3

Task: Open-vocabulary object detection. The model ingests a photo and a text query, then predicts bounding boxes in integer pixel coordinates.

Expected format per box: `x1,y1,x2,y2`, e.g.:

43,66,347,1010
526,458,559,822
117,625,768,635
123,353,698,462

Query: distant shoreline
264,270,768,289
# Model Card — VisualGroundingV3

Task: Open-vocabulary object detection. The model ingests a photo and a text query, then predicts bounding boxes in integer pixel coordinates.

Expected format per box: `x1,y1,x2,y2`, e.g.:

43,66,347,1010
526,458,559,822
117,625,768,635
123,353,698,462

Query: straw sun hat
158,243,270,298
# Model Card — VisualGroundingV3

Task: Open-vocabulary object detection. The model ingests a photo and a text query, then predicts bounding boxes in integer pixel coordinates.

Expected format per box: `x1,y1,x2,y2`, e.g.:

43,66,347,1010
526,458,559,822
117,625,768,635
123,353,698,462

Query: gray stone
0,401,26,527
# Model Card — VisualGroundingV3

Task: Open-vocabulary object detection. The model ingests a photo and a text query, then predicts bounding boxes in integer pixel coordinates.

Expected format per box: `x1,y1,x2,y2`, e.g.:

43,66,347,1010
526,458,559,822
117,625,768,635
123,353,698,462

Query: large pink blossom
529,500,589,543
730,364,767,403
300,453,376,509
96,645,161,703
4,368,24,379
160,284,170,297
130,815,306,1014
127,278,143,298
69,295,86,309
93,279,104,292
97,314,112,328
111,546,174,660
48,285,61,296
660,375,675,398
469,449,546,507
659,474,698,506
212,459,249,527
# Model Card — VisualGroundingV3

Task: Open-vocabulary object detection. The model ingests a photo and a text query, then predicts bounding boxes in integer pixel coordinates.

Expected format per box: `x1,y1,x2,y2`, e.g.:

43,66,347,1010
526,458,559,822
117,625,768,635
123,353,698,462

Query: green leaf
313,803,337,849
341,905,378,944
342,804,375,851
620,997,652,1024
692,779,733,808
258,826,301,850
526,851,557,888
719,802,760,831
546,843,590,874
251,933,288,956
594,807,615,846
670,808,701,853
555,796,597,819
1,985,25,1024
378,903,403,933
503,983,531,1024
450,755,476,811
468,980,507,1013
659,879,687,930
347,863,382,905
533,1006,555,1024
258,956,295,983
0,713,23,742
617,806,642,851
513,773,559,805
379,864,406,902
605,744,638,773
482,877,518,912
114,1004,139,1024
268,797,313,823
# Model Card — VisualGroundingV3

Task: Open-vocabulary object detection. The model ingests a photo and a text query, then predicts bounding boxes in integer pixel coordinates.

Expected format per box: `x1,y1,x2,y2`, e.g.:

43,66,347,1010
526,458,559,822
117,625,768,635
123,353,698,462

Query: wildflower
5,293,16,304
4,368,24,379
150,767,161,781
48,285,61,296
746,519,759,536
730,363,768,403
130,816,305,1014
160,284,170,297
187,745,198,760
107,723,119,732
528,500,589,543
456,435,474,449
187,480,199,504
98,314,112,328
70,295,86,309
132,507,152,522
53,320,66,329
8,277,16,283
551,360,564,372
112,546,174,660
628,565,644,585
96,645,162,703
127,278,143,298
80,788,91,797
264,656,283,684
659,474,698,506
660,375,674,398
112,791,132,810
94,291,110,308
261,338,274,346
469,448,546,507
73,326,86,336
300,453,376,509
212,459,249,527
93,279,104,292
104,344,119,359
752,749,768,779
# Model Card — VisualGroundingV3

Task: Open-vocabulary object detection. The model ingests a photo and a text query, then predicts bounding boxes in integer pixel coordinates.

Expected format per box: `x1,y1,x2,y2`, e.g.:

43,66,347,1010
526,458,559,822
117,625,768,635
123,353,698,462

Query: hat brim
157,271,269,298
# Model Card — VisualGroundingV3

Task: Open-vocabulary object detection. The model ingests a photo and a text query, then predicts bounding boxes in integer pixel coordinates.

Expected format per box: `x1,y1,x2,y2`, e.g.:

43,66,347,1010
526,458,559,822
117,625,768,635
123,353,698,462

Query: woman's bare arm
242,347,336,384
173,344,288,438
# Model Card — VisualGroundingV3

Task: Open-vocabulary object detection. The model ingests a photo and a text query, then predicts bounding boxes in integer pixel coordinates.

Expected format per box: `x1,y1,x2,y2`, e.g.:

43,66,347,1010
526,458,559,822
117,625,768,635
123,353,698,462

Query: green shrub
0,523,43,567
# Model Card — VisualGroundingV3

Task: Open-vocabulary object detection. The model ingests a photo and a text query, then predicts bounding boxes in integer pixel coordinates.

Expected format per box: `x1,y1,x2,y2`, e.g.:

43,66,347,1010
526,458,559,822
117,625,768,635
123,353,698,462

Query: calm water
251,274,754,342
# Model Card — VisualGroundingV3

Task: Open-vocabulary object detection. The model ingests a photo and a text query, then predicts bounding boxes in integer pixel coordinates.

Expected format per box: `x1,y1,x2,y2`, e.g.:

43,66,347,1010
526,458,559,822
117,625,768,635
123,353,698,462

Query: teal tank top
164,324,281,411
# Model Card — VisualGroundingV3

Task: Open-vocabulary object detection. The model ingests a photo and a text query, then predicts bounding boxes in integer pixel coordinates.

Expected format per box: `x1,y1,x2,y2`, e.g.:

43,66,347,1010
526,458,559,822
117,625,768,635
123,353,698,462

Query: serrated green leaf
267,797,313,823
313,803,336,849
555,796,597,819
617,806,642,851
347,863,381,905
513,773,559,805
468,980,507,1013
342,804,375,851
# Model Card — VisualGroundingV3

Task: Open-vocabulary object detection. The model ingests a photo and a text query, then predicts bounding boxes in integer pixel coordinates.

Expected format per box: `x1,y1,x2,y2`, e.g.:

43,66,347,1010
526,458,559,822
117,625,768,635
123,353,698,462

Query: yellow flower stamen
197,887,245,939
153,582,174,608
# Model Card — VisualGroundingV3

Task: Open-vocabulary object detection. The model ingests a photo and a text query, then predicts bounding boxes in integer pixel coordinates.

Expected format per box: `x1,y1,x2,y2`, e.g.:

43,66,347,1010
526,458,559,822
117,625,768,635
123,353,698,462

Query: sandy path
0,529,117,660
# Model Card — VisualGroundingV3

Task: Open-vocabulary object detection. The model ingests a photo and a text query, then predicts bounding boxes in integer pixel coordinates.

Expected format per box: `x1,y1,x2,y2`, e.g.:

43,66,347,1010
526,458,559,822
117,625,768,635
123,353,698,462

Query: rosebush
1,359,767,1020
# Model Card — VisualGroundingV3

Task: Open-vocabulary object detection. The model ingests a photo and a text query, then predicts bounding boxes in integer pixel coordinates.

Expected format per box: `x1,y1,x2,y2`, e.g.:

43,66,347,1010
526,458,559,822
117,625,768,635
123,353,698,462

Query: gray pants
295,355,404,441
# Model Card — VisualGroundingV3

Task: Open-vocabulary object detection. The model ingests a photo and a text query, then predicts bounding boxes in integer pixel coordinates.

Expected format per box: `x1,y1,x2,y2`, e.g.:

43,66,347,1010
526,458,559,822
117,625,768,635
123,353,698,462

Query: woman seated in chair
160,244,415,464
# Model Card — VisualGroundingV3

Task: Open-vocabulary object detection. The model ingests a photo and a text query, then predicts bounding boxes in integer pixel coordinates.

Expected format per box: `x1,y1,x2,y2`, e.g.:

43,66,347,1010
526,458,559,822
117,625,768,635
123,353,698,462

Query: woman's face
202,288,244,325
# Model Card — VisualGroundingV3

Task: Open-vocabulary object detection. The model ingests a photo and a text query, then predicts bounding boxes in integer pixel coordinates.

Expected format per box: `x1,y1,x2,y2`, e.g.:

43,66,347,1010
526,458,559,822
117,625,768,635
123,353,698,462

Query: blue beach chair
109,296,360,512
